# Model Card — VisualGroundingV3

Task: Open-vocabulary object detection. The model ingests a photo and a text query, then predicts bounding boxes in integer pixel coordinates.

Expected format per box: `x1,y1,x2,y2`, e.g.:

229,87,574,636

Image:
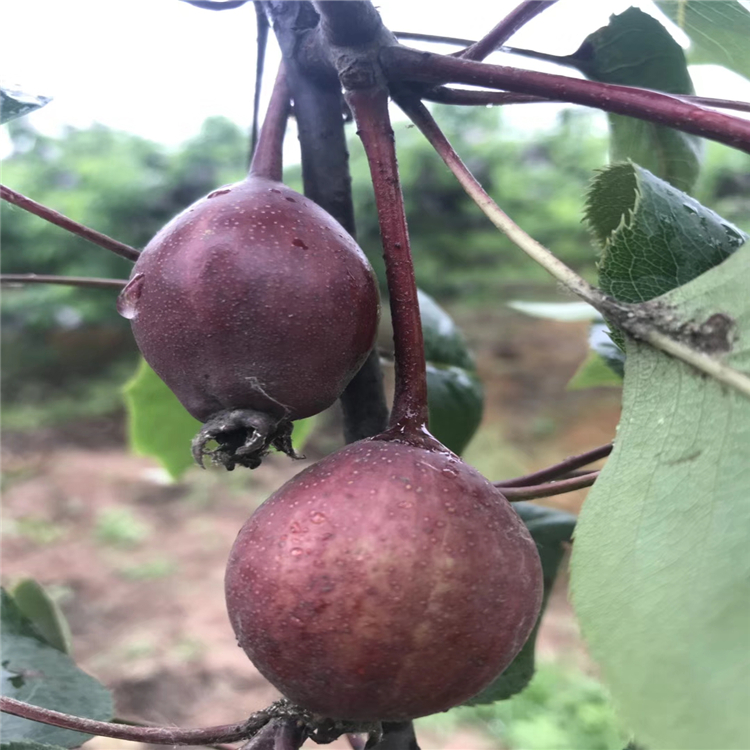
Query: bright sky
2,0,750,151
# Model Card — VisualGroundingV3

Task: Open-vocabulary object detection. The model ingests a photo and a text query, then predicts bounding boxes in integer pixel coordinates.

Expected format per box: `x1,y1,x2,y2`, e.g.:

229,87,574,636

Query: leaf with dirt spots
571,242,750,750
1,590,113,748
586,161,747,349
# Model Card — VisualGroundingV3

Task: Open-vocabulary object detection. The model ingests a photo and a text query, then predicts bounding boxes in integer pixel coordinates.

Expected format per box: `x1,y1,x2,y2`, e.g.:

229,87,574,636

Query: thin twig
381,46,750,154
424,87,546,106
112,716,239,750
422,86,750,114
498,443,613,487
0,696,275,746
1,184,140,262
395,96,750,399
460,1,559,61
393,31,475,48
499,471,599,500
1,274,126,290
681,94,750,115
250,1,270,163
394,95,607,306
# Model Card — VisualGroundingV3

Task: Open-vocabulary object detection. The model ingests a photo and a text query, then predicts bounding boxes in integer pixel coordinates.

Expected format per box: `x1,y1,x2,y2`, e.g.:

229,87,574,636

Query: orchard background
2,1,750,749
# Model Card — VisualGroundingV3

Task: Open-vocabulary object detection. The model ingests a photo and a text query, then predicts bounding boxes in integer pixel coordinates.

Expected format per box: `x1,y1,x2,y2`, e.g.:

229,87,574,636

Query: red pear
119,176,380,469
225,436,543,721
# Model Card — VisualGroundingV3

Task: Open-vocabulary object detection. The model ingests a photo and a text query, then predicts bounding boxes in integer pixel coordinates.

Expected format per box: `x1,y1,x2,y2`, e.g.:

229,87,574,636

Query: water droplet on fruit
207,187,232,198
310,511,326,524
117,273,145,319
290,547,303,557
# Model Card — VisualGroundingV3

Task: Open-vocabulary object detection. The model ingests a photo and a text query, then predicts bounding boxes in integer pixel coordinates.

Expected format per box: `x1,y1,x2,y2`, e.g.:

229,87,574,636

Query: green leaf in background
123,358,202,480
1,742,68,750
426,364,483,456
572,8,701,192
9,580,72,655
568,320,625,390
0,85,51,125
508,302,623,389
1,590,113,748
417,289,484,454
571,242,750,750
567,351,622,391
507,301,599,322
586,162,747,346
290,415,318,452
123,359,319,479
467,503,577,705
419,289,475,371
657,0,750,80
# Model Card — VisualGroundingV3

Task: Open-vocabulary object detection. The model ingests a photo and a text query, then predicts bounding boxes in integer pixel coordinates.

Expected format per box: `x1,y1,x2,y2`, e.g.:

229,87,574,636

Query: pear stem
249,64,291,182
347,87,429,433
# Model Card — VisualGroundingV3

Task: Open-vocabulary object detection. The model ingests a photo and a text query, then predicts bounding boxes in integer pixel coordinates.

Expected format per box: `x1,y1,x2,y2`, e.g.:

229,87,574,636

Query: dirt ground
1,313,622,750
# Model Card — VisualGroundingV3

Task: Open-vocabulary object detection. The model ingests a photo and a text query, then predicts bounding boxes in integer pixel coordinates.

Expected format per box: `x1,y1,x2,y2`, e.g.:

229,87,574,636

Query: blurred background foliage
3,104,749,405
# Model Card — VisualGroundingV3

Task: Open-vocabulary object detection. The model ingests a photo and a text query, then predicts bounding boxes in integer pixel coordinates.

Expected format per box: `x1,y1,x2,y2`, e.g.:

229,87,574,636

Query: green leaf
123,358,202,480
568,320,625,390
419,289,475,371
1,590,113,748
657,1,750,80
568,351,623,390
291,415,318,452
586,162,747,346
426,364,483,456
416,290,484,454
587,320,625,378
571,243,750,750
9,580,72,655
467,503,576,705
0,86,51,125
1,742,67,750
572,7,701,192
508,301,599,322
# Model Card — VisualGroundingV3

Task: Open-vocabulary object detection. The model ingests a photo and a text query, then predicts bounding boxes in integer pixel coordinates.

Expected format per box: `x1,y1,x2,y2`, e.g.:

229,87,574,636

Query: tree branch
367,722,420,750
393,31,475,48
422,86,750,114
460,0,558,61
498,443,613,487
424,87,545,106
1,274,126,290
0,696,277,746
395,96,750,399
266,0,389,442
381,46,750,154
1,185,140,262
313,0,384,47
499,471,599,500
